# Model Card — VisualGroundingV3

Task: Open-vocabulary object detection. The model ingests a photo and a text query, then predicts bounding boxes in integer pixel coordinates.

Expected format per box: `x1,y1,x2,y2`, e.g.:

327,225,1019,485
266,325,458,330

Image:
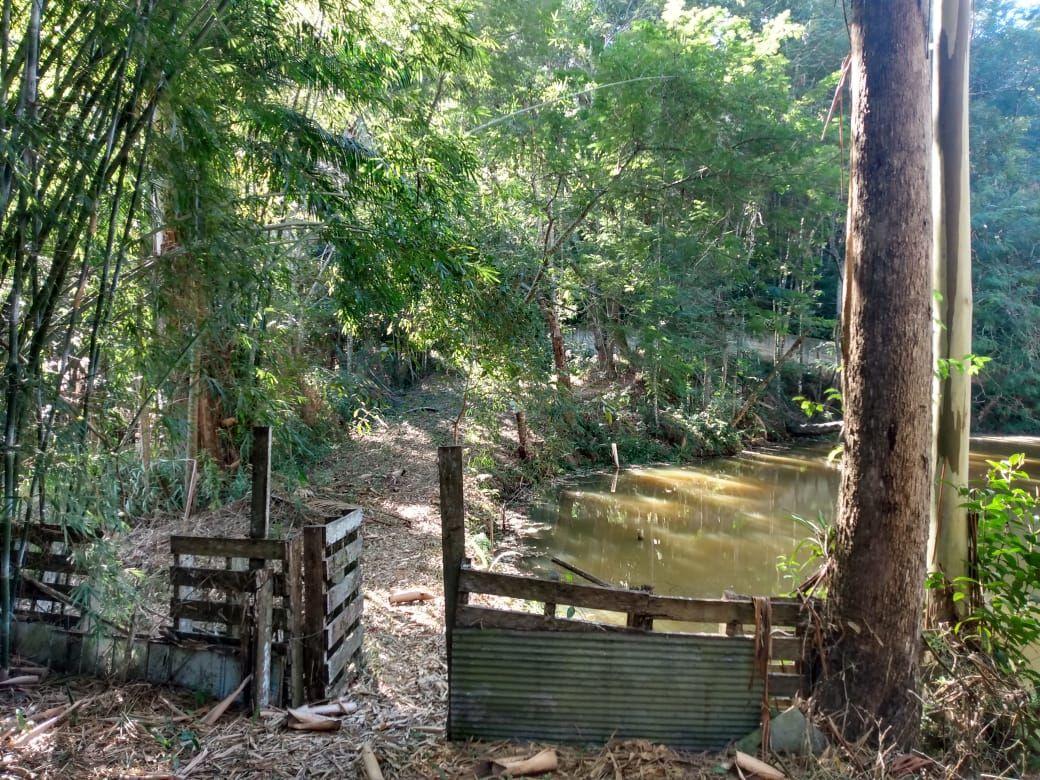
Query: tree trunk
820,0,934,750
928,0,973,624
540,294,570,389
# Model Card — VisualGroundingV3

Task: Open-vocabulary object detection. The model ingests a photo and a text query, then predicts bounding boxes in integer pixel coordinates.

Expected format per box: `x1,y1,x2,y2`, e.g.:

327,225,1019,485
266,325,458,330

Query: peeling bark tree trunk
820,0,934,749
928,0,973,624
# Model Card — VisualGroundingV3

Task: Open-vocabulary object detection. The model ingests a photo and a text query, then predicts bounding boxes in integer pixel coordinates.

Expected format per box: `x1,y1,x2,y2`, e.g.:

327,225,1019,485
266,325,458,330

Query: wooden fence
13,524,93,627
299,508,363,701
438,445,813,749
11,427,364,710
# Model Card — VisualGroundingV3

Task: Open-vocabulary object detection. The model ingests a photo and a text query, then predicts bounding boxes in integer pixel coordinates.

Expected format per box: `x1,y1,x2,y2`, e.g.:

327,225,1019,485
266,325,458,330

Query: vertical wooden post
249,426,272,570
285,534,306,707
251,570,273,712
302,524,326,702
438,445,464,736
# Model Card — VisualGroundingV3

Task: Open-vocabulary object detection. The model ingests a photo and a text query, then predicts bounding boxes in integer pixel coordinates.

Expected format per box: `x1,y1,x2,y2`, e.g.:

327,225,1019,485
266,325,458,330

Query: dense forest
2,0,1040,776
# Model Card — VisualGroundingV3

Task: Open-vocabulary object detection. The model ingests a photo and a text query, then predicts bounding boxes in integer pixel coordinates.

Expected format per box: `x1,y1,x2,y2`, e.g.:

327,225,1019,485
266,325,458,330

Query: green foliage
776,511,833,595
937,454,1040,683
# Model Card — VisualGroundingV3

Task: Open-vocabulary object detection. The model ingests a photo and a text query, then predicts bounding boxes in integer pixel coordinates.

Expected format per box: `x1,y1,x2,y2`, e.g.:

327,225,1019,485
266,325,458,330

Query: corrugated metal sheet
450,628,766,749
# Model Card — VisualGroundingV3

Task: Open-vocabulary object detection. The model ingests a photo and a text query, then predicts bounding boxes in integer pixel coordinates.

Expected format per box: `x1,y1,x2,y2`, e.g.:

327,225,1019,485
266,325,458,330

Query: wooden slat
325,569,360,614
285,534,306,707
171,599,243,627
767,672,803,698
171,599,289,632
170,567,286,598
324,509,362,547
325,623,362,682
459,569,807,626
323,537,362,581
171,567,253,592
457,605,638,635
24,524,100,545
21,552,82,574
170,536,286,560
324,595,363,650
252,573,274,711
302,525,326,700
456,606,805,661
14,608,80,626
15,579,81,602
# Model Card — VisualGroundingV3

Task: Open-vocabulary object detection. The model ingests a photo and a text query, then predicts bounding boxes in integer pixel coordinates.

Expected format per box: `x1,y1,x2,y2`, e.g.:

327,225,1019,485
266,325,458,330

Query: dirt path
1,378,719,778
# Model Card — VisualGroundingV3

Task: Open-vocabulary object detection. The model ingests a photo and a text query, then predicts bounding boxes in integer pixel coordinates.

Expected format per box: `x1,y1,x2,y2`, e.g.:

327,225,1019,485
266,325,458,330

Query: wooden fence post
438,445,465,735
302,524,326,702
249,426,272,570
251,570,273,712
286,534,306,707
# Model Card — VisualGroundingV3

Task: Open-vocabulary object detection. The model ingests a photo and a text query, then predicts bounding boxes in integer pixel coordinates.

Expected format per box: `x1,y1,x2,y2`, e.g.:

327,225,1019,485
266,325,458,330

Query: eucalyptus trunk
820,0,934,749
928,0,973,624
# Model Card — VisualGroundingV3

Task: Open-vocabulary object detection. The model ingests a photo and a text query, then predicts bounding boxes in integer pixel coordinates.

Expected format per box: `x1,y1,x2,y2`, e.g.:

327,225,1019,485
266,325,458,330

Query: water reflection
524,437,1040,599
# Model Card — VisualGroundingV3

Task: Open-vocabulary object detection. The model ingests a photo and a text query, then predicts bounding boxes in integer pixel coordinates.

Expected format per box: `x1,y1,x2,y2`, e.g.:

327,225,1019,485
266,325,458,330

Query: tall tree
929,0,973,622
821,0,934,748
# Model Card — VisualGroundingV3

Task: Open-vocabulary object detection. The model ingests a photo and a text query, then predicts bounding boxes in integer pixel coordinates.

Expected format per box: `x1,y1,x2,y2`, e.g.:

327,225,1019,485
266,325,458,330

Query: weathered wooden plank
302,525,327,699
324,508,362,547
456,606,805,661
324,594,363,650
249,426,272,572
323,537,362,581
439,443,465,734
457,605,636,634
459,569,806,626
326,623,362,682
21,551,82,574
171,599,288,632
325,568,360,614
285,534,306,707
15,579,81,603
171,599,243,627
170,536,286,561
24,524,100,545
767,672,802,698
170,567,286,598
252,573,274,711
14,608,80,627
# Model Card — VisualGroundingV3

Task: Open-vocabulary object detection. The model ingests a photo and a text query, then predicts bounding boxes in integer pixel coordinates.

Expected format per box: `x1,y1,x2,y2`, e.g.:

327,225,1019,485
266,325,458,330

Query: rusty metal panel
450,628,766,749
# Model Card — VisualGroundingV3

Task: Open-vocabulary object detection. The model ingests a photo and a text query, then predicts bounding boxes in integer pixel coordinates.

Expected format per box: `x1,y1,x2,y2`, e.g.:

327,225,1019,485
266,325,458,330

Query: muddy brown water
523,435,1040,599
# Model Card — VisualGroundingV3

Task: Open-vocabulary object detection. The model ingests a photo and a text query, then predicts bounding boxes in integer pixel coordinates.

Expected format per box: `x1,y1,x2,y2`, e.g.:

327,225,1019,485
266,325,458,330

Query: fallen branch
11,699,88,747
360,743,385,780
733,751,785,780
732,336,805,428
550,556,612,587
0,675,40,688
287,707,341,732
200,674,251,726
484,748,558,777
389,589,436,605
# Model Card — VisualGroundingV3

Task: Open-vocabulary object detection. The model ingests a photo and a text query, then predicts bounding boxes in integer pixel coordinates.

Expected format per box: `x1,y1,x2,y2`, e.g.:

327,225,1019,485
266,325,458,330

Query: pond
522,435,1040,599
